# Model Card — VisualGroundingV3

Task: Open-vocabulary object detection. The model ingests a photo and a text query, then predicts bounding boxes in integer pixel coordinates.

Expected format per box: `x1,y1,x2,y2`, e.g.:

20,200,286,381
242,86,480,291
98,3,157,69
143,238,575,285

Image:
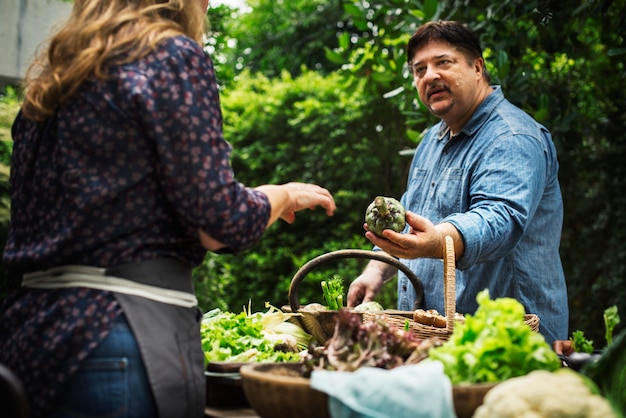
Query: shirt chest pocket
431,168,464,218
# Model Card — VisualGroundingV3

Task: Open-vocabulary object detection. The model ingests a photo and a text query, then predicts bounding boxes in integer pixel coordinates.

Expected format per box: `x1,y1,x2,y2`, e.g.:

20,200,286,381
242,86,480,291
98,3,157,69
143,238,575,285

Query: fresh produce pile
569,305,620,353
584,329,626,416
428,290,561,384
200,293,623,416
304,290,560,385
574,307,625,416
200,302,311,364
302,309,441,373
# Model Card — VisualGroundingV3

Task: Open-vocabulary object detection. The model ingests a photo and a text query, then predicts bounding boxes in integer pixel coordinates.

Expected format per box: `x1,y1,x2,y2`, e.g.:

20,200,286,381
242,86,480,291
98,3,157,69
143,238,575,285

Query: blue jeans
47,315,157,418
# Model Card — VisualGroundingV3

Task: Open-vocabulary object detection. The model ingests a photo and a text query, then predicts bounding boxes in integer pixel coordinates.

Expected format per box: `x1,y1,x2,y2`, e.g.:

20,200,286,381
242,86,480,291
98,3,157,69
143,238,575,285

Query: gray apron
108,259,205,418
14,116,206,417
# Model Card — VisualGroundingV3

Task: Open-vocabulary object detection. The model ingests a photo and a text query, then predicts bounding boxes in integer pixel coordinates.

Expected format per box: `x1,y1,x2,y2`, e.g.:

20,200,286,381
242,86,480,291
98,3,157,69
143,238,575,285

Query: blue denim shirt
396,86,568,344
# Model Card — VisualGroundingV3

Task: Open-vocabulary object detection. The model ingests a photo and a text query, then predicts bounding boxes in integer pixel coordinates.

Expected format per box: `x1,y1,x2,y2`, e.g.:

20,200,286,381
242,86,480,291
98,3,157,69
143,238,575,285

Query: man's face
410,40,484,125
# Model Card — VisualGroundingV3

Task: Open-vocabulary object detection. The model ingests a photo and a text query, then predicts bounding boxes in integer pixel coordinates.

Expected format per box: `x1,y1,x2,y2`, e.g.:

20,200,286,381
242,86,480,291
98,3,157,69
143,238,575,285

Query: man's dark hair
407,20,490,82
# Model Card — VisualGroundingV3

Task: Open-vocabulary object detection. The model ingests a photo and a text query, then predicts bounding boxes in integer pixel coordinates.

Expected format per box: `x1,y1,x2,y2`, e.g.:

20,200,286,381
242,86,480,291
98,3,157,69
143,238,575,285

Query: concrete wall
0,0,72,88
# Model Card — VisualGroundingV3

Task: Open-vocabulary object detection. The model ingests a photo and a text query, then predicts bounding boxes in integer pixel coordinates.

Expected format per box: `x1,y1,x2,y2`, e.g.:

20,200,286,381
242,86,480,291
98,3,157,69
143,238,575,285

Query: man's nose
422,65,440,82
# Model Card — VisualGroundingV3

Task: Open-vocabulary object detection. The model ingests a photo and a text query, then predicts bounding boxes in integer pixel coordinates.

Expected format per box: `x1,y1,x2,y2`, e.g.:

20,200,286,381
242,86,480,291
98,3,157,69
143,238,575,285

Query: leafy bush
0,85,19,301
206,0,626,340
193,69,411,312
0,85,19,166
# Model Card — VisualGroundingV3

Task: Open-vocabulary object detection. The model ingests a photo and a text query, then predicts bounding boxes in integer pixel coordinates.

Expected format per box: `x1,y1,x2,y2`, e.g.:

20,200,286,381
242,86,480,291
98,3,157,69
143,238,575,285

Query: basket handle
288,249,424,313
443,236,456,332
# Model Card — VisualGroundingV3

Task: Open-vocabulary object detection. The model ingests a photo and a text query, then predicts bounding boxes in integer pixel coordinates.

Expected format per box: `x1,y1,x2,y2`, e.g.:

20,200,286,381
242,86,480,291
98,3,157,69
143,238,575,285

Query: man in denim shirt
347,21,568,344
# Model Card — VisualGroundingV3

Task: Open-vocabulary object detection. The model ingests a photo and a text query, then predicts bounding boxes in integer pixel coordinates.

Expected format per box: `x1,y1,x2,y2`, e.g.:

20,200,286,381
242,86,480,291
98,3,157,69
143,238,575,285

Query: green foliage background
193,69,408,313
200,0,626,342
1,0,624,344
0,87,18,295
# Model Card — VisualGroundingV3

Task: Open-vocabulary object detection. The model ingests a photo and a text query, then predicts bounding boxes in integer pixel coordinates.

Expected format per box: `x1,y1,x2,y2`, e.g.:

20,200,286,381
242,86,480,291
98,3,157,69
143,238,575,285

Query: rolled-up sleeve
446,133,547,269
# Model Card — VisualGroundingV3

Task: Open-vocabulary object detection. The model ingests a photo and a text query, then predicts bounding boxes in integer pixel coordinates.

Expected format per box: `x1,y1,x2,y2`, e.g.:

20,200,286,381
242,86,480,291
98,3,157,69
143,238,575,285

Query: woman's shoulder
119,34,213,84
153,35,207,62
133,35,213,78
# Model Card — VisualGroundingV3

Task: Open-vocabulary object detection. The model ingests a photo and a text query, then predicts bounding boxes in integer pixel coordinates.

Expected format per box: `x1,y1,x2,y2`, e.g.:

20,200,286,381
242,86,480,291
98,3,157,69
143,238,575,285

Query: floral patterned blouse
1,35,271,417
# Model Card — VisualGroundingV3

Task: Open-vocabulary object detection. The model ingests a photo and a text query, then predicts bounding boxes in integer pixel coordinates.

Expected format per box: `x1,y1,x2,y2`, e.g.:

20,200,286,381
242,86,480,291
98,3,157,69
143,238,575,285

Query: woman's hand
277,182,336,224
256,182,336,226
198,182,335,252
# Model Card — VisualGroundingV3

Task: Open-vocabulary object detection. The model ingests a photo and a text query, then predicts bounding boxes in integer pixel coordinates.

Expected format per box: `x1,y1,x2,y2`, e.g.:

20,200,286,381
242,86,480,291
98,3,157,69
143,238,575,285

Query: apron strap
22,259,197,308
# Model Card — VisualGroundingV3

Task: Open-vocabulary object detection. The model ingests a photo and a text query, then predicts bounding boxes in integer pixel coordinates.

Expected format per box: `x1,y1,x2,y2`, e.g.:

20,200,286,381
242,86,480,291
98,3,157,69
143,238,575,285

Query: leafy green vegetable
568,305,620,352
200,302,310,365
321,275,344,310
571,329,595,353
427,290,561,384
583,328,626,417
604,305,620,346
303,310,437,373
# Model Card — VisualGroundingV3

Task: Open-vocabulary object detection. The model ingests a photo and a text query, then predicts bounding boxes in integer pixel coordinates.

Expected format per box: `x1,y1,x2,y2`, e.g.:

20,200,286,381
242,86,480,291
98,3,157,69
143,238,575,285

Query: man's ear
474,57,485,80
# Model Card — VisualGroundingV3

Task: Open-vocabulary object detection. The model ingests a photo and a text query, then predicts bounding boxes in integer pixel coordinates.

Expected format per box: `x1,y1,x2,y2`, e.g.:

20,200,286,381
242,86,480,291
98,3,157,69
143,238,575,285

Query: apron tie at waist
22,259,197,308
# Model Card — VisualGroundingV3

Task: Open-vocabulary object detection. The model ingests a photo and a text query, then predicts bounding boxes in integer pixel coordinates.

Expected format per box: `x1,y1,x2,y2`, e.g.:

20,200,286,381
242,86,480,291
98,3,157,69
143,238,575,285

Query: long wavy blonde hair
21,0,206,121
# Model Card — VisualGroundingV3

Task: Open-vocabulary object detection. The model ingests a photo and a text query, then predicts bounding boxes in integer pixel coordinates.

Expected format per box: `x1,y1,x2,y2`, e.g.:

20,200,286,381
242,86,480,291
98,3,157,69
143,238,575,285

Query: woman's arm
198,182,335,251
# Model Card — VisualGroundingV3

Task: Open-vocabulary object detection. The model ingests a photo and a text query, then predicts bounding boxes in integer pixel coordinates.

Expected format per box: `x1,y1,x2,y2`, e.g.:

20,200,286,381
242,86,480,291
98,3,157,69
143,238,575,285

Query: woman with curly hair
0,1,336,417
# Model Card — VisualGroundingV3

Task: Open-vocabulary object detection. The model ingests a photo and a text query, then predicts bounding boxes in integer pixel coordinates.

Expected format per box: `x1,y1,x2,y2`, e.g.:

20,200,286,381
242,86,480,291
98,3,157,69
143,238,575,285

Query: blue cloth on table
310,360,456,418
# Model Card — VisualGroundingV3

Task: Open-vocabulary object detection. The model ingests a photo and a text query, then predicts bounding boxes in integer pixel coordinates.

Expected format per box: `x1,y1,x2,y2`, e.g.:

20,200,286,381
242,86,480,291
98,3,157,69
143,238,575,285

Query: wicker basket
361,236,458,340
363,236,540,339
240,362,497,418
453,382,498,418
240,362,330,418
287,249,424,344
288,237,539,343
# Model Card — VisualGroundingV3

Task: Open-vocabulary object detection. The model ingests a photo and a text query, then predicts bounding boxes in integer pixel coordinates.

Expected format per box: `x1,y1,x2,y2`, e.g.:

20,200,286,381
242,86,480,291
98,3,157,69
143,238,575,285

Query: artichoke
365,196,406,237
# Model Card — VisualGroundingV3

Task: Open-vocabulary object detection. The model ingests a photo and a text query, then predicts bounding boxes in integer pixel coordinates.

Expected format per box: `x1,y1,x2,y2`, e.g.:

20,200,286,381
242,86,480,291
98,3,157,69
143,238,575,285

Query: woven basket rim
360,237,540,337
286,236,540,342
287,249,425,343
240,363,311,387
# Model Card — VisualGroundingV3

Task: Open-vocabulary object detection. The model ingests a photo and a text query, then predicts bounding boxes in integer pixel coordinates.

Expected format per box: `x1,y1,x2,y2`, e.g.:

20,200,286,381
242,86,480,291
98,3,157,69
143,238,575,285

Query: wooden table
204,406,259,418
204,365,260,417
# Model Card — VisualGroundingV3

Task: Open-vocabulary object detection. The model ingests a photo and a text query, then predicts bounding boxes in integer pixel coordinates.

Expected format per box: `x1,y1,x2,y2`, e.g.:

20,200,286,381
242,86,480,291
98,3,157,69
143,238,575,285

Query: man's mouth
428,86,449,100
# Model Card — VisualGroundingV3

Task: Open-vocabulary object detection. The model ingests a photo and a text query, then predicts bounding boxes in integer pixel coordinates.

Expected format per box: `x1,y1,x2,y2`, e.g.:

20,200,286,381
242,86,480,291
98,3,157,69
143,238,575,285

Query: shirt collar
437,85,504,141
